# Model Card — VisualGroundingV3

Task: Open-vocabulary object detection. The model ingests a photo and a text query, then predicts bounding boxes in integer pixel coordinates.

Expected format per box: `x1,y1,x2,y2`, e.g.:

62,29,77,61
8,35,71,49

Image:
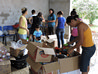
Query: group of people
18,7,96,74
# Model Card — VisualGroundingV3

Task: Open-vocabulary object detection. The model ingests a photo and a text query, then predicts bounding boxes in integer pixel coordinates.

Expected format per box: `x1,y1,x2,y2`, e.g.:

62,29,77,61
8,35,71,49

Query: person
27,10,37,29
29,12,45,41
55,11,66,48
69,9,81,53
28,9,37,25
47,8,56,35
33,25,42,43
18,7,29,39
66,16,96,74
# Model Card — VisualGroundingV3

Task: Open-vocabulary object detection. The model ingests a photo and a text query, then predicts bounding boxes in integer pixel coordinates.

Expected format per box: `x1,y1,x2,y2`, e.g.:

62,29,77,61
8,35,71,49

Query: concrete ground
89,50,98,74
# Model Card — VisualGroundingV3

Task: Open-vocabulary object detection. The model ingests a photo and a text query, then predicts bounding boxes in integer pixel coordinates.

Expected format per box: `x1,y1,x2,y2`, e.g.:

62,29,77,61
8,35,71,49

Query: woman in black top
29,12,45,41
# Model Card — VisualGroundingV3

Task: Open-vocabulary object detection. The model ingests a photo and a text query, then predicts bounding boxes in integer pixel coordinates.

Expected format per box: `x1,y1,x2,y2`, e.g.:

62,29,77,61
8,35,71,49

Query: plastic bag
23,48,28,56
11,39,24,49
0,31,3,36
3,30,8,35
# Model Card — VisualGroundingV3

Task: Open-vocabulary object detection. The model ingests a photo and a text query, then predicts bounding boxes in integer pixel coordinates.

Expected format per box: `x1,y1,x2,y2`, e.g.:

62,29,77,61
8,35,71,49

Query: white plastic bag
11,39,24,49
23,48,28,56
3,30,8,35
0,31,3,36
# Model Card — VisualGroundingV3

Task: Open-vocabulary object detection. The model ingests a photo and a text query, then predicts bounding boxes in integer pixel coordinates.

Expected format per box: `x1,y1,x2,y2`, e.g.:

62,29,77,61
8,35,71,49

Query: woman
70,9,82,53
47,8,56,35
29,12,45,41
66,16,96,74
18,7,29,39
56,11,66,48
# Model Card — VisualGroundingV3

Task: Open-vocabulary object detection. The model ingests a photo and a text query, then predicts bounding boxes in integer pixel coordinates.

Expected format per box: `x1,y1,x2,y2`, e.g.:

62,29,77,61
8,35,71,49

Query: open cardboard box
10,44,27,57
27,56,59,74
58,51,81,73
26,42,55,62
20,39,28,44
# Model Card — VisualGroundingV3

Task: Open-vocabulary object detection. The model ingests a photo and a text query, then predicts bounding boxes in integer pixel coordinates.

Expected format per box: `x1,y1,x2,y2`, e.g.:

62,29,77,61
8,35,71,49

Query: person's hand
67,42,72,45
36,39,38,41
67,47,74,54
26,29,29,35
46,20,49,23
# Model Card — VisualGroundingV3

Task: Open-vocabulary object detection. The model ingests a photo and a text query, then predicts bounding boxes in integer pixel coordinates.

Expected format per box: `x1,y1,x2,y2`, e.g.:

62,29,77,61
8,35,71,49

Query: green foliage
72,0,98,24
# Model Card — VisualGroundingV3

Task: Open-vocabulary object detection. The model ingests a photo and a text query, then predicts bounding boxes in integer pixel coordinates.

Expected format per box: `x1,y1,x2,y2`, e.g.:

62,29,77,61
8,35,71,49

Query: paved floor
89,50,98,74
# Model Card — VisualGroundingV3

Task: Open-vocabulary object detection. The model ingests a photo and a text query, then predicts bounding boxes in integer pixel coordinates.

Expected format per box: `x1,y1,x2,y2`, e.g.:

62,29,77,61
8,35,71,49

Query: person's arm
48,20,56,22
67,24,84,53
28,17,33,24
55,18,58,27
65,22,67,26
48,14,56,22
41,15,45,22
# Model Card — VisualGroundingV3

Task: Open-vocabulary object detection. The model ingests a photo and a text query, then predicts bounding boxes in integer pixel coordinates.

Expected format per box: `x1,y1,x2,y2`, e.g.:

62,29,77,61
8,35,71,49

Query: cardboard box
64,26,70,39
10,44,27,57
27,56,59,74
0,60,11,74
10,66,29,74
64,34,69,39
26,42,54,62
58,55,80,73
43,40,56,48
21,39,28,44
8,30,15,35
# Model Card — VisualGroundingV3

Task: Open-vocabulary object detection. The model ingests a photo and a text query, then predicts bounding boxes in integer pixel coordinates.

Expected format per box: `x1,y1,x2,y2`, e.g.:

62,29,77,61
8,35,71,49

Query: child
33,25,42,43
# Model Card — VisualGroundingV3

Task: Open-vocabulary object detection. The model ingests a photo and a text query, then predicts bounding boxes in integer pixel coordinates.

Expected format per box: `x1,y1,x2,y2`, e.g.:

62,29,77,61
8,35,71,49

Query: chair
3,25,16,45
0,26,5,44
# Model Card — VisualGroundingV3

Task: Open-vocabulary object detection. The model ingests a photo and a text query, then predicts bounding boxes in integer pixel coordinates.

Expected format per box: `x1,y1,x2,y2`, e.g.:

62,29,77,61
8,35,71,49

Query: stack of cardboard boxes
26,42,81,74
0,42,11,74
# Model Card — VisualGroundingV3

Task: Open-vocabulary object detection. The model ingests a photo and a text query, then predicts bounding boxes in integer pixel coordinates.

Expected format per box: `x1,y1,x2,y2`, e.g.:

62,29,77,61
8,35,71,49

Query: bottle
26,36,29,42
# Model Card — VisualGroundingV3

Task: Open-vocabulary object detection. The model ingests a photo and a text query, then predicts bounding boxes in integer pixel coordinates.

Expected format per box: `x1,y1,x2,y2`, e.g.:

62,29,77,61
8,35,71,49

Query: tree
72,0,98,24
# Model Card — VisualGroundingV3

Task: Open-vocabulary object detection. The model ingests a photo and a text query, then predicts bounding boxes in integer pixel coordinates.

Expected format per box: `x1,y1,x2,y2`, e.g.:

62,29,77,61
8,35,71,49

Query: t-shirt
48,14,56,27
71,18,82,37
57,17,66,29
31,16,42,29
30,14,37,17
33,30,42,43
30,14,37,24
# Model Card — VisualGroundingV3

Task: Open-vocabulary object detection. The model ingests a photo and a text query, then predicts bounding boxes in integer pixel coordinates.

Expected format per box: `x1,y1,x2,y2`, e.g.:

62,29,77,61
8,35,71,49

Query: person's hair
35,25,40,28
66,15,78,24
71,9,77,16
31,10,36,14
57,11,63,15
37,12,42,17
21,7,27,14
49,8,54,16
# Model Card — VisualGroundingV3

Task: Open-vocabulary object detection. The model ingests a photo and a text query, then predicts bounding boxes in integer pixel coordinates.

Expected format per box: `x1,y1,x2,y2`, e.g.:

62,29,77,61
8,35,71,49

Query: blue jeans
18,34,27,39
56,28,65,48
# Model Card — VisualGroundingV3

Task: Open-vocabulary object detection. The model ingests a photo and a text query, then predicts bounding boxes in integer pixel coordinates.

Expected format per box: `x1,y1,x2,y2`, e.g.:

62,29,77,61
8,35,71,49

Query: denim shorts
80,45,96,72
18,34,27,39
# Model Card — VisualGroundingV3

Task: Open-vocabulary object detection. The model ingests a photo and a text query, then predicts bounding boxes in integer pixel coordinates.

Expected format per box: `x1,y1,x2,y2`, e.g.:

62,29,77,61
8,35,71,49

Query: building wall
49,0,70,18
0,0,70,26
0,0,49,26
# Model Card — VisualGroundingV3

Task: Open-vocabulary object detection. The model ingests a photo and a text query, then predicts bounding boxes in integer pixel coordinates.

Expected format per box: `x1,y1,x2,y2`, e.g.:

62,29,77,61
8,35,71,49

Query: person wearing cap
18,7,29,39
